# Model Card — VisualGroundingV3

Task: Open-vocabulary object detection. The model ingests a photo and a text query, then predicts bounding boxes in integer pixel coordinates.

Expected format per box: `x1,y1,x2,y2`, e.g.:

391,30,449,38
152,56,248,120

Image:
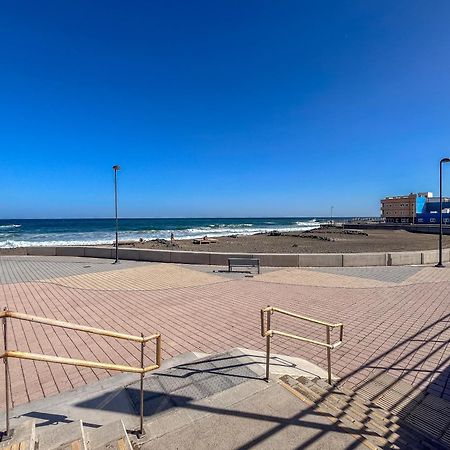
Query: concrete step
0,419,35,450
37,420,87,450
315,378,397,422
282,375,450,450
312,378,425,447
280,375,405,449
296,377,420,449
349,373,450,449
84,420,132,450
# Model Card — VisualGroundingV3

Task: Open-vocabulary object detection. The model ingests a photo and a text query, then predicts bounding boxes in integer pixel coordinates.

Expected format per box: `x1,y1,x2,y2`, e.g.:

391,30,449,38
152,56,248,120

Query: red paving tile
0,258,449,411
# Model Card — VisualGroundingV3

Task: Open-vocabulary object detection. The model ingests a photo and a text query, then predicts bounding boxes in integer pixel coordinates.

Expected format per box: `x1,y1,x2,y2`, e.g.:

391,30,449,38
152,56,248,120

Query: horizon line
0,215,378,221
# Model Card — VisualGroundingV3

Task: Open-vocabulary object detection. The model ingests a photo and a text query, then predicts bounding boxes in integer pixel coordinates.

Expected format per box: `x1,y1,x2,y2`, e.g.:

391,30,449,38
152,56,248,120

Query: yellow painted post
139,333,145,437
326,326,332,385
3,307,10,437
265,309,271,381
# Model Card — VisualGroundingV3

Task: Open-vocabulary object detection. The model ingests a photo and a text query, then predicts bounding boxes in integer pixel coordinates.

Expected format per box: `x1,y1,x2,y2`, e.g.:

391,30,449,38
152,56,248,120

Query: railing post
265,308,271,382
3,307,10,438
326,326,332,385
139,333,145,438
156,335,161,368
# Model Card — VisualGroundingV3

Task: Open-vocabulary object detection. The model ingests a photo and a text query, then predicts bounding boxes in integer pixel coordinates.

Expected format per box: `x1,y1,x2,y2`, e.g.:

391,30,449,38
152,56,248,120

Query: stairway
279,375,449,449
0,419,132,450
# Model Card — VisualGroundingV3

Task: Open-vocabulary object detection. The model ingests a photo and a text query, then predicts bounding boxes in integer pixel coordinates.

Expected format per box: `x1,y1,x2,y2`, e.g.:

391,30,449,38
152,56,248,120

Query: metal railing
260,306,343,384
1,308,162,438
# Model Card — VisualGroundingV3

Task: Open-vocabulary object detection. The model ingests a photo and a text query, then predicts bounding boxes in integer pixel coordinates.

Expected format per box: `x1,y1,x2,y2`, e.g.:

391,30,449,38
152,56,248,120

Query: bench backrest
228,258,259,265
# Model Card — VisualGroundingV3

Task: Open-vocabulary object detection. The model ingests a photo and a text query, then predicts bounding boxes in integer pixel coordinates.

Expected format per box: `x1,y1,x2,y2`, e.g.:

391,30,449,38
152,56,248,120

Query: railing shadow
286,312,450,449
3,309,449,449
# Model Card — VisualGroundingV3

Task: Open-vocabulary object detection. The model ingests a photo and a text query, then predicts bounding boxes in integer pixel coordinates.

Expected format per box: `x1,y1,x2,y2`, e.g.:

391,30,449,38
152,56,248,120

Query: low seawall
343,223,450,234
24,246,449,267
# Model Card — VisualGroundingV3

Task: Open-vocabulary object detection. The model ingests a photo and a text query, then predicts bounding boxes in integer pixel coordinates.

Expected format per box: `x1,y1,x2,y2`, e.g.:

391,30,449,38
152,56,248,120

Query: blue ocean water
0,217,342,248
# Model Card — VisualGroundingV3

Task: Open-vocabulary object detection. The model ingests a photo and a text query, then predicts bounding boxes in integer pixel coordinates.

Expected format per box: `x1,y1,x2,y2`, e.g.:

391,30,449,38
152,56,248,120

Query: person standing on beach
170,232,174,245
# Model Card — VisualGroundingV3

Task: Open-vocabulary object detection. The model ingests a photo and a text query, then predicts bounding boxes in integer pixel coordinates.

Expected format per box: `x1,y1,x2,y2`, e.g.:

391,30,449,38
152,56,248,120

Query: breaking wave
0,218,325,248
0,224,21,230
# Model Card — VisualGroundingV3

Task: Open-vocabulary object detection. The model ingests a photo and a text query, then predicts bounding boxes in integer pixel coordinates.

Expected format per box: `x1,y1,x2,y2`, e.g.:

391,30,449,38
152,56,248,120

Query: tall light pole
436,158,450,268
113,165,120,264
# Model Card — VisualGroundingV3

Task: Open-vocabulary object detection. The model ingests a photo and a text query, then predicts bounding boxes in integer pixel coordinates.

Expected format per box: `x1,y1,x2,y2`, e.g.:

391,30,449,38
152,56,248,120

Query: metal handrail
260,306,344,384
0,310,159,344
1,308,161,438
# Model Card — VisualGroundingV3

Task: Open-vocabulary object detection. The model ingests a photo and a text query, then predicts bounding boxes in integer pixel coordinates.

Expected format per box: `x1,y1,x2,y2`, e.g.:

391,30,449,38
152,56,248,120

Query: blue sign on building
415,198,450,224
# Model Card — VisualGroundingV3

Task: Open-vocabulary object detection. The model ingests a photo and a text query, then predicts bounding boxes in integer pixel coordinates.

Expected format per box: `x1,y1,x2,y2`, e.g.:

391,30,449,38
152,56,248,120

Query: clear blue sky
1,1,450,218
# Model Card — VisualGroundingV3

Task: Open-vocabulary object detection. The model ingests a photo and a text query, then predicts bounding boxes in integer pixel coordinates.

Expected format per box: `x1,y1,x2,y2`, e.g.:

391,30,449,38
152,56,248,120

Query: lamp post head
440,158,450,164
112,165,120,171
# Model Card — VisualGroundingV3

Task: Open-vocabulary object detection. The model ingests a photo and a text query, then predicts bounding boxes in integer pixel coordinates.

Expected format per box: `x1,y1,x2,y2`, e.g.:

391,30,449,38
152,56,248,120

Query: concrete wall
209,253,250,266
420,249,450,264
137,249,171,263
55,246,86,257
27,246,57,256
387,251,422,266
170,251,210,265
343,253,387,267
84,247,114,259
256,253,299,267
299,254,343,267
24,245,449,268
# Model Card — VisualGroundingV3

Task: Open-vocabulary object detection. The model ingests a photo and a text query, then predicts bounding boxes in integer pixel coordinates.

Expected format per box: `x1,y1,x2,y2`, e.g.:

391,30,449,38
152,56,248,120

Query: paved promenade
0,255,449,410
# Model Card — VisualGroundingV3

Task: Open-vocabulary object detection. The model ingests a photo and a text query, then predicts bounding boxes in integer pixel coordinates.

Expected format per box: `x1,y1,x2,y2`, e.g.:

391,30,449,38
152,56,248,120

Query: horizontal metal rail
269,330,343,349
261,306,343,330
260,306,344,385
0,310,158,343
1,308,161,439
1,351,159,374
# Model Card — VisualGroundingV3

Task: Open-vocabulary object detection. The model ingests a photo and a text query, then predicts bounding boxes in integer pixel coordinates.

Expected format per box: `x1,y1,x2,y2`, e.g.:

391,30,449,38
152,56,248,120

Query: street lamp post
436,158,450,268
113,165,120,264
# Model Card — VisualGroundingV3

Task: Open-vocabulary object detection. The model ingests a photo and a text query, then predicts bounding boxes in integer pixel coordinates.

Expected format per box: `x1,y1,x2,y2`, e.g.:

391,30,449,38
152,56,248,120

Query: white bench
228,258,260,274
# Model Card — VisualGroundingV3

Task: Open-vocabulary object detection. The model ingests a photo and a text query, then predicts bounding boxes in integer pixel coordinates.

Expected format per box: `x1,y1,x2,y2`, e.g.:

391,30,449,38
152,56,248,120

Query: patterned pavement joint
0,256,448,412
0,256,146,284
256,265,450,288
42,263,228,291
309,266,424,283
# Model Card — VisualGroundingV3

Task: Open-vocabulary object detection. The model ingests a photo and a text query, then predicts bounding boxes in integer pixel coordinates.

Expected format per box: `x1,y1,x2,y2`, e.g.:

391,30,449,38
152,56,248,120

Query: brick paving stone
0,256,448,411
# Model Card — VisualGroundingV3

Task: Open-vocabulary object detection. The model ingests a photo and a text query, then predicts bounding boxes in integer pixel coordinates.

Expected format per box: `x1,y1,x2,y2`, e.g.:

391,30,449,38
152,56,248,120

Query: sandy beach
1,226,449,255
116,227,450,254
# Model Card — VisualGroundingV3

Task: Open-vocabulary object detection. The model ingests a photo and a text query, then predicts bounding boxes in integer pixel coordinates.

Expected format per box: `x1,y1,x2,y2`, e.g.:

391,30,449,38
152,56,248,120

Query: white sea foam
0,224,21,230
0,221,321,248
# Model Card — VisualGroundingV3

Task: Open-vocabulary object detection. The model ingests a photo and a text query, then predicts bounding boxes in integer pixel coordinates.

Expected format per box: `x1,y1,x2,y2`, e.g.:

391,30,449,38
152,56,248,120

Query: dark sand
117,227,449,254
2,227,449,255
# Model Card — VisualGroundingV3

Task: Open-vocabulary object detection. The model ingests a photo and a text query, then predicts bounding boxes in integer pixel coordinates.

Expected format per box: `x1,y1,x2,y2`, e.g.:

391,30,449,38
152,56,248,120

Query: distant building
381,192,450,224
380,193,427,223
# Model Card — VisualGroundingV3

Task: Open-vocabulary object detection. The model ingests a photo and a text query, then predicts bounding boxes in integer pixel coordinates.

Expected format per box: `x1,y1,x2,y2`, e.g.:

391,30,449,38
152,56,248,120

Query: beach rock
152,238,171,247
344,230,369,236
299,234,334,242
269,230,282,236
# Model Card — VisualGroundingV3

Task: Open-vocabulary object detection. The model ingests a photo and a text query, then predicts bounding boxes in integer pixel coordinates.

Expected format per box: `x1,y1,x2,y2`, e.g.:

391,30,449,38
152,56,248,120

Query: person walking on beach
170,232,174,245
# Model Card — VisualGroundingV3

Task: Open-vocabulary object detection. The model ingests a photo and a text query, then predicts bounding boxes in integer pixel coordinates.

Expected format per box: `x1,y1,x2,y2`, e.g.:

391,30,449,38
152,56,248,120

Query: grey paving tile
308,266,424,283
